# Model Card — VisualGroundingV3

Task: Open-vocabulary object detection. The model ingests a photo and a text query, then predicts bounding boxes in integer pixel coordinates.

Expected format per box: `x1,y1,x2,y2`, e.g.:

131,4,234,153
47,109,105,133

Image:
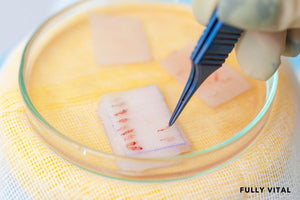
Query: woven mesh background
0,3,299,198
0,39,299,200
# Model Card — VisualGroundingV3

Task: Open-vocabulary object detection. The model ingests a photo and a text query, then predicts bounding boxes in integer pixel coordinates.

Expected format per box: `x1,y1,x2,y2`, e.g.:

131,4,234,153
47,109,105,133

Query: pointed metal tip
168,93,190,126
168,99,188,126
168,114,177,126
168,95,186,126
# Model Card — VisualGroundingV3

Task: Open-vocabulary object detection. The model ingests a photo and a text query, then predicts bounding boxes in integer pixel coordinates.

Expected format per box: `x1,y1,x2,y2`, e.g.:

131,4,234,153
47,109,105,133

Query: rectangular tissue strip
89,14,152,66
160,44,252,107
97,85,191,160
159,44,195,84
196,64,252,107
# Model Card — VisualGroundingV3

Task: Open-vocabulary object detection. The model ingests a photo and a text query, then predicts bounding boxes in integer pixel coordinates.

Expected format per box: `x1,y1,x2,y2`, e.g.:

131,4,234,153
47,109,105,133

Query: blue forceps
169,9,243,126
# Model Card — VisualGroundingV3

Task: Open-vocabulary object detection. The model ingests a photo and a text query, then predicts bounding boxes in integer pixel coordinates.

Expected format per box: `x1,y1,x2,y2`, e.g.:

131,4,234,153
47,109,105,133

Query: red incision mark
118,118,128,123
128,146,143,151
121,129,134,136
117,126,128,132
127,141,137,146
214,72,219,82
176,68,185,76
160,137,175,142
126,141,143,151
124,133,135,141
114,109,127,116
112,102,125,107
157,125,170,133
221,76,232,83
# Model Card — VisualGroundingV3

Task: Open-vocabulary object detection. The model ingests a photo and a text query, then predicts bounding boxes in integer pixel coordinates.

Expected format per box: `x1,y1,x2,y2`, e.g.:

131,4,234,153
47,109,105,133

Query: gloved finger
283,29,300,57
219,0,300,31
219,0,280,31
236,30,286,81
192,0,218,25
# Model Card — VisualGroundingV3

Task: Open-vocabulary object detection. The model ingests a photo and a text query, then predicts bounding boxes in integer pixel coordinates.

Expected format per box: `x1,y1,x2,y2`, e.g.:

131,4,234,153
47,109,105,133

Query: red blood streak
137,146,143,150
214,72,219,82
128,146,137,150
114,109,127,116
127,141,137,146
117,126,128,132
160,137,175,142
118,118,128,123
157,125,170,132
112,102,125,107
126,141,143,151
121,129,134,136
128,146,143,151
124,134,134,141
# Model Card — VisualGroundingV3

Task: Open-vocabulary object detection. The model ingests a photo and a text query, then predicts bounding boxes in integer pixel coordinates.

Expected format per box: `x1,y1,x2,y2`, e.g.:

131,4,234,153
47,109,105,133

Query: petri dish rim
18,0,278,180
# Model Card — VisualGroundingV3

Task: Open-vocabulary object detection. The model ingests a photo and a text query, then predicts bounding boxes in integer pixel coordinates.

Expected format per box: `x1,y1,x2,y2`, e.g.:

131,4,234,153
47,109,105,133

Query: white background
0,0,77,55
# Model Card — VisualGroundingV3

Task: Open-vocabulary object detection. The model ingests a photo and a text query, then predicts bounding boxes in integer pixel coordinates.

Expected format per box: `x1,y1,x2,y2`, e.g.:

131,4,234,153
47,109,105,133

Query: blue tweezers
169,9,243,126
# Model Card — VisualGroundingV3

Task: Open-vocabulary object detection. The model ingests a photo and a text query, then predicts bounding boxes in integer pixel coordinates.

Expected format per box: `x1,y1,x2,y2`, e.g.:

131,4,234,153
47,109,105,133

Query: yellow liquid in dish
29,2,266,153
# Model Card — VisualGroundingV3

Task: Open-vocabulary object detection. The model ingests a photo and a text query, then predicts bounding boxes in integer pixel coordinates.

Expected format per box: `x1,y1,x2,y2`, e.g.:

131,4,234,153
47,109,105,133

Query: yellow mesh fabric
0,3,299,200
0,43,299,200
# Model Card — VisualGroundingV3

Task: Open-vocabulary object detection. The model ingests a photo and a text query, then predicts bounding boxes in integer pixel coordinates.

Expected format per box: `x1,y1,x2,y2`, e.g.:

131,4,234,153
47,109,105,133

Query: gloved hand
193,0,300,80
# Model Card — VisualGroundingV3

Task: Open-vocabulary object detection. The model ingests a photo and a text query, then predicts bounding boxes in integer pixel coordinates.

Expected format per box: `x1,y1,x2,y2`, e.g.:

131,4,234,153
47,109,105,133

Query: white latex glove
193,0,300,80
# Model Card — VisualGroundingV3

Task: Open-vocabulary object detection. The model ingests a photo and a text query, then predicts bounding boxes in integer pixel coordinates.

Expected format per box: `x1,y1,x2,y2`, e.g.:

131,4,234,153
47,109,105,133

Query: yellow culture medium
0,2,297,199
29,3,265,152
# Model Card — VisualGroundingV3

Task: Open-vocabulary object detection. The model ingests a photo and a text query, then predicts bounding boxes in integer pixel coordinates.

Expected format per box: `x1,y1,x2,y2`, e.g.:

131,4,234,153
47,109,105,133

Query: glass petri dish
19,0,277,182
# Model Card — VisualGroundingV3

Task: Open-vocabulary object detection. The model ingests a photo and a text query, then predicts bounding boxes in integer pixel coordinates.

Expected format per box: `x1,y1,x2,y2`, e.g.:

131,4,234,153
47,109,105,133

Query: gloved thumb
193,0,300,31
219,0,300,31
236,30,286,80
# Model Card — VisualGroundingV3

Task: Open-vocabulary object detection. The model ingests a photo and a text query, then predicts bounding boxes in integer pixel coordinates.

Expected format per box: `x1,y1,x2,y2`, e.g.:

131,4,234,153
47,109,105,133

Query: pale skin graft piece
89,13,152,66
159,44,252,108
196,64,252,107
97,85,191,160
159,44,195,85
